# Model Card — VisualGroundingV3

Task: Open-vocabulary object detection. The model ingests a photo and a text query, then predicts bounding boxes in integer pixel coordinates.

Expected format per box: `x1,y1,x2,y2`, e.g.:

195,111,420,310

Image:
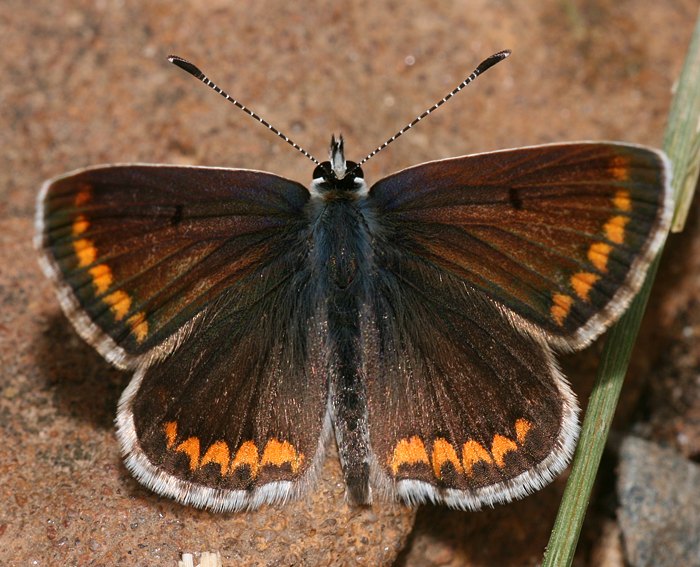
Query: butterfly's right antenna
350,49,511,174
168,55,322,167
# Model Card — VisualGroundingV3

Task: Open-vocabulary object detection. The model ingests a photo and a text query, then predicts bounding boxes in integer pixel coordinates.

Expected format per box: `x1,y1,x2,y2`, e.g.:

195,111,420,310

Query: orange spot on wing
608,156,630,181
176,437,201,471
550,293,573,326
588,242,612,273
604,215,629,244
127,312,148,343
230,441,260,478
462,440,493,474
74,184,92,206
613,189,632,211
431,438,464,478
201,441,231,475
104,290,131,320
163,421,178,449
88,264,113,295
390,436,430,475
491,434,518,468
260,439,304,474
515,418,532,445
72,215,89,236
73,238,96,267
571,272,600,301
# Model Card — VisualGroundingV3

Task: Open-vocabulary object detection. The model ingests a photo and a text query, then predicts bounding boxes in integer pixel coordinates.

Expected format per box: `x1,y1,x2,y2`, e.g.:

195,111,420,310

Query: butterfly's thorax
313,197,371,288
308,165,374,291
307,172,375,504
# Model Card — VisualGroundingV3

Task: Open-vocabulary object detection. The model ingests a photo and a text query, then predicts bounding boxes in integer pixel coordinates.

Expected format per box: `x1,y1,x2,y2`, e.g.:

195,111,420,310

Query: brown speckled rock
617,437,700,567
1,0,697,565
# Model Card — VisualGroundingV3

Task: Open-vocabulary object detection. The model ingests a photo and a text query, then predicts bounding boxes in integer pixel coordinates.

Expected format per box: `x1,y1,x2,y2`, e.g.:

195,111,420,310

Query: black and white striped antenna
349,49,511,174
169,50,511,175
168,55,322,167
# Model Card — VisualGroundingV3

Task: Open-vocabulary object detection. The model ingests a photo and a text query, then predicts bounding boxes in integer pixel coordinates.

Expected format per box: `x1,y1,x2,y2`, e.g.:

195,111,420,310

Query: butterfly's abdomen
310,197,375,504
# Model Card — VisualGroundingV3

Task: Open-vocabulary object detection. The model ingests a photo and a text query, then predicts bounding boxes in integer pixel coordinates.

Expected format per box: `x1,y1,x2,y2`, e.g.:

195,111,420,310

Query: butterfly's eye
313,161,334,181
345,161,364,179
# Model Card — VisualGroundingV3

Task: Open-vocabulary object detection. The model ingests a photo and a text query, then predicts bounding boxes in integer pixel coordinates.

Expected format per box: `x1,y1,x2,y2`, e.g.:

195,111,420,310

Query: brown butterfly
36,51,672,511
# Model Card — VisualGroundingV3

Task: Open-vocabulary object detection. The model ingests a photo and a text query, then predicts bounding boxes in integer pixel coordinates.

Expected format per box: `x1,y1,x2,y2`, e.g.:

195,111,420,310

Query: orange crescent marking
491,434,518,468
75,184,92,206
88,264,113,295
608,156,630,181
613,189,632,211
431,438,464,478
571,272,600,302
104,291,131,321
163,421,178,449
550,293,573,326
175,437,201,471
604,215,629,245
200,441,231,475
588,242,612,273
260,439,304,474
73,238,96,268
515,419,532,445
230,441,260,479
127,312,149,343
390,436,430,475
462,440,493,474
72,215,89,236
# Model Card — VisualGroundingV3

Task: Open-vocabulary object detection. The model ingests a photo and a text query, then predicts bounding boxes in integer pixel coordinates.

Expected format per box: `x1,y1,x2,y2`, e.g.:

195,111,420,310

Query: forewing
36,164,310,369
368,143,672,349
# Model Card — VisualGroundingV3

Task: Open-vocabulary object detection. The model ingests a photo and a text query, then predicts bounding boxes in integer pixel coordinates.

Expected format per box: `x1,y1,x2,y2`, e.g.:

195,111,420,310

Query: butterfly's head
311,135,367,197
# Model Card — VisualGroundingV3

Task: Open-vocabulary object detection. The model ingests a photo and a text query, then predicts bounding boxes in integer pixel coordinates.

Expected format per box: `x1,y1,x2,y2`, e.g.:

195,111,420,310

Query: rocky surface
1,0,697,565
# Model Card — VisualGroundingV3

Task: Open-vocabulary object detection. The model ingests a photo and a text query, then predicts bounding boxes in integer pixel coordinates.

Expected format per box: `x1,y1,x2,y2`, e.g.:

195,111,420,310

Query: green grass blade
541,11,700,567
665,12,700,233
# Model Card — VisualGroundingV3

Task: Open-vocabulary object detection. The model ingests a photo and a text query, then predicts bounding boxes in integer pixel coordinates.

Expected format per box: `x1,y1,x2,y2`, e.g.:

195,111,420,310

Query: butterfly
35,50,672,512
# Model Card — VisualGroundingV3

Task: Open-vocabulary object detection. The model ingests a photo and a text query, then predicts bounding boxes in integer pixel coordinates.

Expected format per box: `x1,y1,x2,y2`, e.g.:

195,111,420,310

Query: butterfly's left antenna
168,55,322,167
350,49,511,174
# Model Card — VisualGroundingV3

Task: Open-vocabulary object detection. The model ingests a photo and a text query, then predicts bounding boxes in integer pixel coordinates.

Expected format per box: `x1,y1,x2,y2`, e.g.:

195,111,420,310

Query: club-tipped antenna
349,49,511,174
168,55,321,167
